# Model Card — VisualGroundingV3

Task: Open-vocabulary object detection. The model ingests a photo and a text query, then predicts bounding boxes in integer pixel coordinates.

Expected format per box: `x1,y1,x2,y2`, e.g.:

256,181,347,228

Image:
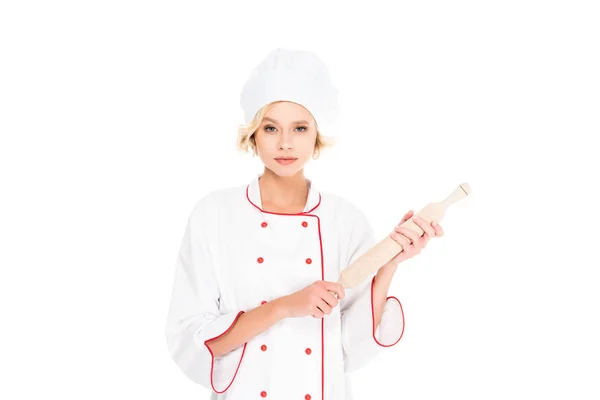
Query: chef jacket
165,173,405,400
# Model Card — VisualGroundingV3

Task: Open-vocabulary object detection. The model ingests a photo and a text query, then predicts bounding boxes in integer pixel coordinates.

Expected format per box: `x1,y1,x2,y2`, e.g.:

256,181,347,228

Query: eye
263,125,307,133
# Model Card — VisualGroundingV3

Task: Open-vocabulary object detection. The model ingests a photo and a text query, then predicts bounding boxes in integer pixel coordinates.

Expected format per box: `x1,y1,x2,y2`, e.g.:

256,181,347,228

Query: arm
372,262,399,330
205,297,287,358
340,207,405,373
165,201,254,394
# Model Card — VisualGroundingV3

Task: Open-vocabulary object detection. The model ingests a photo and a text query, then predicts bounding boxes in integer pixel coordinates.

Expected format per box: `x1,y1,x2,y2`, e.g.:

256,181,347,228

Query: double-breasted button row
259,391,311,399
259,391,310,399
257,220,313,265
258,344,311,354
259,391,311,398
259,391,310,398
259,221,309,228
256,256,312,264
259,392,311,398
257,218,313,400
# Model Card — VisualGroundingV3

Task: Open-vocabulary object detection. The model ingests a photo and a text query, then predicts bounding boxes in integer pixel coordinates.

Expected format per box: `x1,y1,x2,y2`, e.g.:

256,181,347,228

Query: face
253,101,318,177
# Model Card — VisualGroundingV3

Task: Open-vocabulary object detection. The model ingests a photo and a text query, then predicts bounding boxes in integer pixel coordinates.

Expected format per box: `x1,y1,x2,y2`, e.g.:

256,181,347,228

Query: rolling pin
338,182,472,289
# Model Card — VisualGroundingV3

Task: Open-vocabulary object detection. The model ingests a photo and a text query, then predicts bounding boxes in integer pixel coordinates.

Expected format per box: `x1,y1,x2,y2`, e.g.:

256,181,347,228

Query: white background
1,1,599,399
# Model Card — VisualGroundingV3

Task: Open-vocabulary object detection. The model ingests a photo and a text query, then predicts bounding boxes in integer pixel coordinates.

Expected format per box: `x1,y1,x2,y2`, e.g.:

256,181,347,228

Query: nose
278,131,293,150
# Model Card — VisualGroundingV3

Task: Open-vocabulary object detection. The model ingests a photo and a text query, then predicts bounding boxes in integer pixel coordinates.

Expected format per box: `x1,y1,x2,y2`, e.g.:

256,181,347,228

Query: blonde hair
236,101,336,159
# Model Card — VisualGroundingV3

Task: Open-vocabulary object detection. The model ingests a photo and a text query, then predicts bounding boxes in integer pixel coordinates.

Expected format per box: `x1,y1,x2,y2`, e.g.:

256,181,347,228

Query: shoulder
319,190,372,229
321,190,366,214
187,183,247,223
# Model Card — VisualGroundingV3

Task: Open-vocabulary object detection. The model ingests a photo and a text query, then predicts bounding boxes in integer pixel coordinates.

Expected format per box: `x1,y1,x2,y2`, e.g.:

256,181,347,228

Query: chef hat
239,48,340,133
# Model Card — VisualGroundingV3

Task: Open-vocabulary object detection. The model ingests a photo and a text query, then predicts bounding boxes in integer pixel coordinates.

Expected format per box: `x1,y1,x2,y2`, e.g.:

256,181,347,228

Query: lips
275,157,298,165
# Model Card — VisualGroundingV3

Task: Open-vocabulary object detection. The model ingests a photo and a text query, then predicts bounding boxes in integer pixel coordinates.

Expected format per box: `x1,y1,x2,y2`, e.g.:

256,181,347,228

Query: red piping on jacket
246,185,325,400
246,185,322,215
370,275,405,347
204,310,248,394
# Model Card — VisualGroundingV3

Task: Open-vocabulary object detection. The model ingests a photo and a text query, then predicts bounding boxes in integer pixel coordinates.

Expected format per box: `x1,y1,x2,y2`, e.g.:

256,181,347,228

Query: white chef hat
239,48,339,133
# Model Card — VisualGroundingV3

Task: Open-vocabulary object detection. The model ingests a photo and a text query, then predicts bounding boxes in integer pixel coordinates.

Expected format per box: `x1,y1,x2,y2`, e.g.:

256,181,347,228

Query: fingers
393,225,420,245
432,220,444,236
321,289,340,308
321,281,345,300
411,216,436,237
315,299,333,316
388,214,445,264
312,307,324,319
390,229,412,249
310,282,344,318
400,210,414,224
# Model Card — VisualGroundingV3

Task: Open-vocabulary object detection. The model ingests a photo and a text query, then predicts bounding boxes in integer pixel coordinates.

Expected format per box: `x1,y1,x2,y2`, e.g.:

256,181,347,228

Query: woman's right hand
279,280,346,319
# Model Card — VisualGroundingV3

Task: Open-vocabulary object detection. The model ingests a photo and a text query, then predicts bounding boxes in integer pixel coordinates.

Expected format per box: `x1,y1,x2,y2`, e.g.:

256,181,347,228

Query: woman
164,48,444,400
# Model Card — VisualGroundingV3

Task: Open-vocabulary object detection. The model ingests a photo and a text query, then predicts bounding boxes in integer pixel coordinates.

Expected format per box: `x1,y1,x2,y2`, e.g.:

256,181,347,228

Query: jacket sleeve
164,201,247,393
340,207,405,373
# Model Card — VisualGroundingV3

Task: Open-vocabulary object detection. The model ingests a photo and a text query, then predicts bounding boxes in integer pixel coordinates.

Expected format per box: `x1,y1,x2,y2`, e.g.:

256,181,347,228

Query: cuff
372,293,405,347
197,311,247,394
341,276,405,373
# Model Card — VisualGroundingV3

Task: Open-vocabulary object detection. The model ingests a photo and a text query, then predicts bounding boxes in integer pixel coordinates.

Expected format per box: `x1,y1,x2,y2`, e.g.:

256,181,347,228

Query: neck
258,168,309,211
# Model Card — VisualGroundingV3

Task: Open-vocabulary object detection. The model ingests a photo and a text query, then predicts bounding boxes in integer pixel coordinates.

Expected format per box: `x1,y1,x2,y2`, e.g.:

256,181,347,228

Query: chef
164,48,444,400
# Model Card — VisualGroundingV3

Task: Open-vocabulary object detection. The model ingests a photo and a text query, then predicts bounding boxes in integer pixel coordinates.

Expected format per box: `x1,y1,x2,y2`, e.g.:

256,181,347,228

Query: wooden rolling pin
338,182,472,289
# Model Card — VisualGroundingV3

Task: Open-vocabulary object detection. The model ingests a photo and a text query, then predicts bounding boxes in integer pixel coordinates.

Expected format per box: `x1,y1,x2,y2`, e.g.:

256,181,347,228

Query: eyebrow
262,117,310,125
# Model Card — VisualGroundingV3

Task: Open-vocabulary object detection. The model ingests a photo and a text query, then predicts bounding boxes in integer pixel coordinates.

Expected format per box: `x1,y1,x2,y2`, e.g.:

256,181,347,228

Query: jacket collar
246,173,321,214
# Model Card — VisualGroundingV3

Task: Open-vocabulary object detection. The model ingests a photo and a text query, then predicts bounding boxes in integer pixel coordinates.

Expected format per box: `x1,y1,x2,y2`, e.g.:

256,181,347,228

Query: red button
305,395,311,400
302,221,308,227
261,344,267,351
261,222,268,228
305,258,312,264
257,257,264,263
261,391,267,398
305,348,312,355
261,300,267,305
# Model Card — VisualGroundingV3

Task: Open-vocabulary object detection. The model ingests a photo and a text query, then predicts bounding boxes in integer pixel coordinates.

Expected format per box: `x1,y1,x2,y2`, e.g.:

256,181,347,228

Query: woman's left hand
387,210,444,265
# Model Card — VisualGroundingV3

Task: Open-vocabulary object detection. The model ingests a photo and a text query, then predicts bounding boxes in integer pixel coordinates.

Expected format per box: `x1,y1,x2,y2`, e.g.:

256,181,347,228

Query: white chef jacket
165,173,405,400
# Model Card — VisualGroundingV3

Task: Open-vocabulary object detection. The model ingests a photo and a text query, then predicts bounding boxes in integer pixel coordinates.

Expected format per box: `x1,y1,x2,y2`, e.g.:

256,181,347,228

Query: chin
273,168,300,177
268,163,304,177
